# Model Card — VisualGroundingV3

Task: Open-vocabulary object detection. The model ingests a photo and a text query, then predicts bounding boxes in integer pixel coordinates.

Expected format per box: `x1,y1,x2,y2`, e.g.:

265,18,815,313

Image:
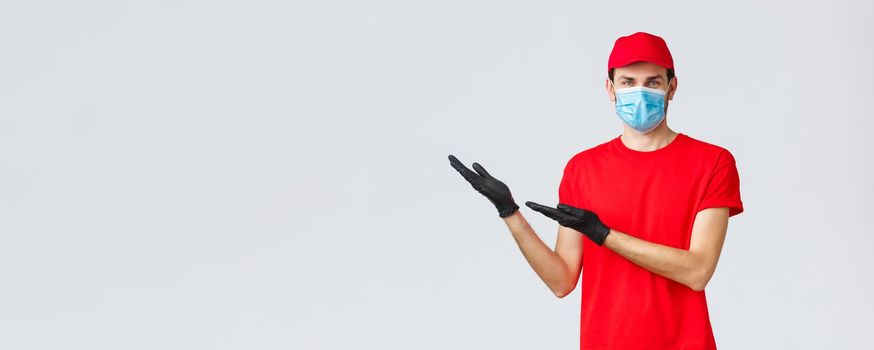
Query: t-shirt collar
612,132,687,159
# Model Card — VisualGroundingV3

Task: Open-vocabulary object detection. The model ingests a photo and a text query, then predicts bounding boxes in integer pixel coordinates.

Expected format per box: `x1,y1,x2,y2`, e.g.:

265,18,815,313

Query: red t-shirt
558,132,744,350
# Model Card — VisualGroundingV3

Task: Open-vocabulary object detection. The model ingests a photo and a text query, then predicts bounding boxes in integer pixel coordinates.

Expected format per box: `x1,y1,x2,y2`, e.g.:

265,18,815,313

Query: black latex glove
448,154,519,218
525,201,611,246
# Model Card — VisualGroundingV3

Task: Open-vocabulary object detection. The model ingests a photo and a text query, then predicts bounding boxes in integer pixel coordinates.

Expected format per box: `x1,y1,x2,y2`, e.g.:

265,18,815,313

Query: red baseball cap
607,32,674,75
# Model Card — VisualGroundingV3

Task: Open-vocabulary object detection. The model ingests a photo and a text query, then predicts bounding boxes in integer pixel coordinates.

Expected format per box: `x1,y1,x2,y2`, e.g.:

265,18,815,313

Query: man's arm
602,207,730,291
502,211,583,298
446,155,583,297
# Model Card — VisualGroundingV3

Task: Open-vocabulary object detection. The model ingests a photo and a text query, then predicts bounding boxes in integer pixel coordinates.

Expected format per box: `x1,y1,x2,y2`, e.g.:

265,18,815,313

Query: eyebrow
618,75,664,80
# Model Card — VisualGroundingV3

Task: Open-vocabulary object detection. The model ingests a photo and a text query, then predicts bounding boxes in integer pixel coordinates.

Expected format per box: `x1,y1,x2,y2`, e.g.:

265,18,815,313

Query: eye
648,81,659,86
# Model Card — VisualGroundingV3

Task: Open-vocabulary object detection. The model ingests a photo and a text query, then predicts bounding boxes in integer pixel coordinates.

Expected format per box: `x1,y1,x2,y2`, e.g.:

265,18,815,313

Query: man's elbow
688,280,706,292
553,287,573,298
551,280,577,298
688,267,714,292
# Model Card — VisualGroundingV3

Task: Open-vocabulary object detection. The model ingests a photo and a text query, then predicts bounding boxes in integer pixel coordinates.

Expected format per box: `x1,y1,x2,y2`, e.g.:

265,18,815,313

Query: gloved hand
525,201,612,246
448,154,519,218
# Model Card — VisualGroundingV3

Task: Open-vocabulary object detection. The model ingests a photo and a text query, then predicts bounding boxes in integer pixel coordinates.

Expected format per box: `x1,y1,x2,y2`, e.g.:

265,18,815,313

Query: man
448,31,743,349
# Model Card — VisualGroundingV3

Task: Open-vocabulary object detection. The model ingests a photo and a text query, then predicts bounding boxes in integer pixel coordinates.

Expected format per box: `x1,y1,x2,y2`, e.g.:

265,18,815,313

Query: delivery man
448,31,743,349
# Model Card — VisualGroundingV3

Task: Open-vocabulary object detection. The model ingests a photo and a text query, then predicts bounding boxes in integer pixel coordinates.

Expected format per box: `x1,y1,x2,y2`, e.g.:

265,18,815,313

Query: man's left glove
525,201,612,246
448,154,519,218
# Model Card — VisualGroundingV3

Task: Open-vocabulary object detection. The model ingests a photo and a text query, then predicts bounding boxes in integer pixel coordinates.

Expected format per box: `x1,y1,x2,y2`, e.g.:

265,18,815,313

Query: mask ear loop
663,78,673,115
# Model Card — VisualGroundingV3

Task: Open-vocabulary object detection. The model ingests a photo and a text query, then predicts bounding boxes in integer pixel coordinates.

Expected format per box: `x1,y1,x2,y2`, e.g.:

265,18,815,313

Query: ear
667,76,677,101
606,78,616,103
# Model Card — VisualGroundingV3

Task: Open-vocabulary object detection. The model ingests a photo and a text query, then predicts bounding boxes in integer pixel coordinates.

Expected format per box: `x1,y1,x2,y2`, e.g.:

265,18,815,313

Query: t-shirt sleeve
697,149,744,217
558,156,576,206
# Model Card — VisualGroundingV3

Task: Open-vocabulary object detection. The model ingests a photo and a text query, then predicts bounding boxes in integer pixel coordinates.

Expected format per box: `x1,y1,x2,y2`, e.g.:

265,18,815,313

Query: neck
620,123,678,152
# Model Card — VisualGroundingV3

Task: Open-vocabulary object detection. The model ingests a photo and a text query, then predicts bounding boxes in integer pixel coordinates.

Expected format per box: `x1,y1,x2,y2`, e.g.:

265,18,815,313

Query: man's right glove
525,201,612,246
448,154,519,218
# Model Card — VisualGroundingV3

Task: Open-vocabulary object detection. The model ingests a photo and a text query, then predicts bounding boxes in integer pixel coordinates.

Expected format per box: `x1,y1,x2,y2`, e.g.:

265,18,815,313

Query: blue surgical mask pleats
614,86,667,134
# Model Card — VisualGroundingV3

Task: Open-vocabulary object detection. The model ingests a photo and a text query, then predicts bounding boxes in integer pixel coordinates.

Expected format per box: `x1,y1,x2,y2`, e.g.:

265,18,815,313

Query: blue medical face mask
613,85,668,134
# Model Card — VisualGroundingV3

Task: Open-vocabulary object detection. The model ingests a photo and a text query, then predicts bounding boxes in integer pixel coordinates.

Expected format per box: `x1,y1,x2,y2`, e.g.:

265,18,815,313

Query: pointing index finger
525,201,563,218
527,201,578,228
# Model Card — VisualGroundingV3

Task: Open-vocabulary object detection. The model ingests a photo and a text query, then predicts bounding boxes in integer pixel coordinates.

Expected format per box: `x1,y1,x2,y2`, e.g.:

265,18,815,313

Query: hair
609,67,675,83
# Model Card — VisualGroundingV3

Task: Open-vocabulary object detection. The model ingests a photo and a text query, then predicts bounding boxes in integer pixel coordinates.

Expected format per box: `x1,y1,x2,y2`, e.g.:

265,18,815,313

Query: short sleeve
697,149,744,217
558,157,576,206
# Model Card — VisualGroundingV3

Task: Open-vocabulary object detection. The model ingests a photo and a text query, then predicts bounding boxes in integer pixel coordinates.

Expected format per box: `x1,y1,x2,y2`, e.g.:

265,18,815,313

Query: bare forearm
603,229,705,290
501,211,575,296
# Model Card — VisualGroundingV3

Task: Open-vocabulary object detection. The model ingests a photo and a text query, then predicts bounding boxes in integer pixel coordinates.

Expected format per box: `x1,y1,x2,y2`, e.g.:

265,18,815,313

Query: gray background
1,1,872,349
